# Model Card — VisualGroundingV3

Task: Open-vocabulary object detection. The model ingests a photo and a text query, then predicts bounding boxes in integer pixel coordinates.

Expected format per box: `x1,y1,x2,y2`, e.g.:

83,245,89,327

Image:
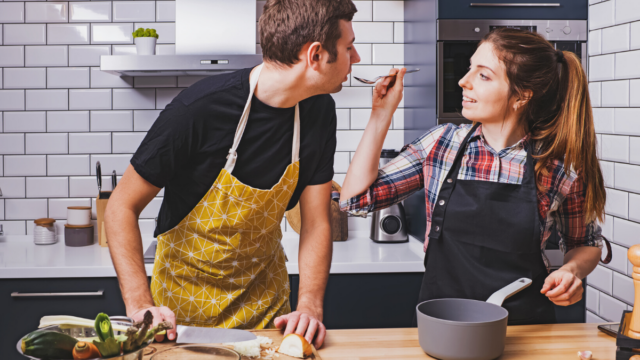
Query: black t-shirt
131,67,337,236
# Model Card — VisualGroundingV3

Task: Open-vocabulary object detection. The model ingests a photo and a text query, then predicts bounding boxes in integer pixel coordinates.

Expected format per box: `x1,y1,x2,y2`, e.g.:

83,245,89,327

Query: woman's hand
372,68,406,118
540,268,584,306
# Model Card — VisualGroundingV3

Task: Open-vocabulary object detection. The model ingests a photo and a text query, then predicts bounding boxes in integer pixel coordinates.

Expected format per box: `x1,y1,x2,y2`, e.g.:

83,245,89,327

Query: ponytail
482,29,606,223
533,51,605,223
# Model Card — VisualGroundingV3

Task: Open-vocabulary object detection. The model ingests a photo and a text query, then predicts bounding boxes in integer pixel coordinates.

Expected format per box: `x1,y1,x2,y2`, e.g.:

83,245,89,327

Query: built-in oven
437,19,587,124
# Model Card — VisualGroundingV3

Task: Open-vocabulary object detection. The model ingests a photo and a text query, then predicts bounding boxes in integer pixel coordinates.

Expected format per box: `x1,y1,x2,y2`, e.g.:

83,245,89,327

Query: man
105,0,360,348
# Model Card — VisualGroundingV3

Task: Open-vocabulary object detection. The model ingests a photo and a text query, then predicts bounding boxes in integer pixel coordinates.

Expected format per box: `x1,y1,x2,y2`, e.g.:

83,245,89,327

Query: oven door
437,41,478,124
437,40,587,125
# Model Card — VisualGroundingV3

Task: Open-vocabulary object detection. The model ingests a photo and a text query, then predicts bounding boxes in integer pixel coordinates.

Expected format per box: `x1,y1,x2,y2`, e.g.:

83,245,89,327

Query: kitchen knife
112,170,117,190
176,325,257,344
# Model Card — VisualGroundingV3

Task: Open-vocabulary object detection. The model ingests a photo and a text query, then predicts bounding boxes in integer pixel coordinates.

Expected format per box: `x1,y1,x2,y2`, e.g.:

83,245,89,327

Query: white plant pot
135,37,157,55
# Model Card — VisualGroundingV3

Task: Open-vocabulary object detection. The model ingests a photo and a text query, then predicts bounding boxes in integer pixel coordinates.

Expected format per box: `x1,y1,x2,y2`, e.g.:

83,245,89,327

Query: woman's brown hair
481,28,605,223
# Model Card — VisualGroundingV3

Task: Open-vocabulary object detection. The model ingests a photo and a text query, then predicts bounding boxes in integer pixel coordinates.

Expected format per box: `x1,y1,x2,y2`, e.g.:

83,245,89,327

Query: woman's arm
340,68,406,201
541,246,601,306
540,174,604,306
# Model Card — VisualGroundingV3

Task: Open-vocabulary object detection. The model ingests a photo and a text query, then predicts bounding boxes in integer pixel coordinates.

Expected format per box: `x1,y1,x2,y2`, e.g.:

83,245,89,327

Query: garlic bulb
277,334,313,358
577,350,592,360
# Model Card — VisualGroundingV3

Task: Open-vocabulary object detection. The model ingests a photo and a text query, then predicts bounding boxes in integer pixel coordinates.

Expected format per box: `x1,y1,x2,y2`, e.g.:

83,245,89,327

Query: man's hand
540,268,583,306
130,306,177,342
274,307,326,349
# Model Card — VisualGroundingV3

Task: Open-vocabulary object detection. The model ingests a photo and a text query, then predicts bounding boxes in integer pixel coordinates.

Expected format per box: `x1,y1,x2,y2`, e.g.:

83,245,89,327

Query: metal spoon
353,69,420,84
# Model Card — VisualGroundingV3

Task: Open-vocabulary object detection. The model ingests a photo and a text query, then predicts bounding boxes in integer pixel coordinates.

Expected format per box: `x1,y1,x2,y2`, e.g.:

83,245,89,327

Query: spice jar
34,218,57,245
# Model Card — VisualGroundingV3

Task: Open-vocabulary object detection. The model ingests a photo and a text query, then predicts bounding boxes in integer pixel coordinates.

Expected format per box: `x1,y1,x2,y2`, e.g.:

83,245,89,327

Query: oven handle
470,3,560,6
11,290,104,297
437,42,444,123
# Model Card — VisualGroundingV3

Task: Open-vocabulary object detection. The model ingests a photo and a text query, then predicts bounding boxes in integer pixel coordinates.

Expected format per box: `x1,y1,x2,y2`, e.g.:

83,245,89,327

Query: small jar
34,218,57,245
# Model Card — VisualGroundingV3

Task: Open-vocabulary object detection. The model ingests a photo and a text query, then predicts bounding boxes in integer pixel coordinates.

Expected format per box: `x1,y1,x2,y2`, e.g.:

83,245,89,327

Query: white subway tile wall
47,24,90,45
69,46,111,67
0,1,405,237
4,24,47,45
25,46,68,67
25,3,69,24
588,1,640,323
47,111,90,133
0,46,25,67
69,2,112,23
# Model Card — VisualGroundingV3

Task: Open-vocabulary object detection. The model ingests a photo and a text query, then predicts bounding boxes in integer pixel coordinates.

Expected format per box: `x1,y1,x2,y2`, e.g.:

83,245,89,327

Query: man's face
323,20,360,93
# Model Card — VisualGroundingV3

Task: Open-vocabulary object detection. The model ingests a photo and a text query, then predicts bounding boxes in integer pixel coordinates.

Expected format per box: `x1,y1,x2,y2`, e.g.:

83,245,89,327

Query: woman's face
458,42,513,124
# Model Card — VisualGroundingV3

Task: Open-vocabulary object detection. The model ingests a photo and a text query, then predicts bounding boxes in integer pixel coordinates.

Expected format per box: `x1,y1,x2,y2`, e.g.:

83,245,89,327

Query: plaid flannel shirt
340,123,603,265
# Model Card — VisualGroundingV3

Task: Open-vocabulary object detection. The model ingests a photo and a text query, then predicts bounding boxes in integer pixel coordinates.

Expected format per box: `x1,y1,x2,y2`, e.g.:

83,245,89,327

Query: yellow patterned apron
150,64,299,329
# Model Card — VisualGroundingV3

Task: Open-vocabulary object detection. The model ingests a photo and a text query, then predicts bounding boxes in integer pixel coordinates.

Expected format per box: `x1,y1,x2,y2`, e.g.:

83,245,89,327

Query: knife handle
96,161,102,195
112,170,117,189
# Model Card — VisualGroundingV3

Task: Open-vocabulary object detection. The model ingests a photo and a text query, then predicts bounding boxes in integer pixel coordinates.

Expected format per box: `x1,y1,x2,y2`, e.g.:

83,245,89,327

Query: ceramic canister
67,206,92,226
64,224,95,247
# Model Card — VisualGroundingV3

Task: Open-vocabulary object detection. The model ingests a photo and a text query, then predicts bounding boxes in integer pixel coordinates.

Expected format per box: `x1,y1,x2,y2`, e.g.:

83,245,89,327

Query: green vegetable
93,337,120,357
121,311,173,353
21,330,78,359
144,321,172,342
94,313,113,342
123,310,153,352
93,313,120,357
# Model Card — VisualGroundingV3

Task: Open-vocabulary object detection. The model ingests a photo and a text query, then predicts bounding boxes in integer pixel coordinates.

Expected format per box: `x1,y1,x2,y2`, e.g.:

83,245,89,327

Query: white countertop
0,232,426,279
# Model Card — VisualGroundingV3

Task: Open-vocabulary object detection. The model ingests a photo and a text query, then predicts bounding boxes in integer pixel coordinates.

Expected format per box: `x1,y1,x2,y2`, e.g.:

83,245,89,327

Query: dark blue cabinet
1,277,128,360
438,0,588,20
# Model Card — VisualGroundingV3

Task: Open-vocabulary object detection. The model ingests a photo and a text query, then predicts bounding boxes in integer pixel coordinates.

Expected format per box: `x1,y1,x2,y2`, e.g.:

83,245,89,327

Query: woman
341,28,611,325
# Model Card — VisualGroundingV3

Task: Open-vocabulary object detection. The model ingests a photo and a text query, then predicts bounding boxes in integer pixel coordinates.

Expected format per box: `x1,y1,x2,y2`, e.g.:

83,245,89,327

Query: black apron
419,123,556,325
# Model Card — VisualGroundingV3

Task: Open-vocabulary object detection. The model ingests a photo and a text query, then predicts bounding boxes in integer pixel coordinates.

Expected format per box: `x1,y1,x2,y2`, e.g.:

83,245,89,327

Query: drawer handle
470,3,560,6
11,290,104,298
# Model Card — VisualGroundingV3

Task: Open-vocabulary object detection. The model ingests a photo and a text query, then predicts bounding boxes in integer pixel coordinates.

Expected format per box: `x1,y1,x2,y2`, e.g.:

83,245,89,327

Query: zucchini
21,330,78,359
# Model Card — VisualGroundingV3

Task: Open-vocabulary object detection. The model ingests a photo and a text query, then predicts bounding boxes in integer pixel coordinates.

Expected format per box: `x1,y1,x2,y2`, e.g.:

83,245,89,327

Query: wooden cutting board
142,329,322,360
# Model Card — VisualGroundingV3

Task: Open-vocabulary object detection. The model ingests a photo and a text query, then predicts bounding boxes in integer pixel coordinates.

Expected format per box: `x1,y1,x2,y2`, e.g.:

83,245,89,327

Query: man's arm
274,181,332,348
105,164,176,341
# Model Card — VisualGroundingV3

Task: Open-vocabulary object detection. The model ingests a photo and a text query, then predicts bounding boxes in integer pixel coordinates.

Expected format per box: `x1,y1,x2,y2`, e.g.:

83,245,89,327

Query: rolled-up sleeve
554,174,604,253
339,143,426,217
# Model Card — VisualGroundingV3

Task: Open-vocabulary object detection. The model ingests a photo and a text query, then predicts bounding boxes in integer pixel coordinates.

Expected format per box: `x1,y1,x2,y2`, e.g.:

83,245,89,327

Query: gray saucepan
416,277,532,360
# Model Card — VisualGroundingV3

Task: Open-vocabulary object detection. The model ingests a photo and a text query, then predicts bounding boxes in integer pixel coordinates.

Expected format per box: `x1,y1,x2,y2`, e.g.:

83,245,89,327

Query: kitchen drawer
438,0,587,20
0,277,127,360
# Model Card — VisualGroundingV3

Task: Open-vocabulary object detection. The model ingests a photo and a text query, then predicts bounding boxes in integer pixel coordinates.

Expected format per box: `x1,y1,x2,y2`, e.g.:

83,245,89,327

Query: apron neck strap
224,64,301,174
447,123,480,178
447,124,535,186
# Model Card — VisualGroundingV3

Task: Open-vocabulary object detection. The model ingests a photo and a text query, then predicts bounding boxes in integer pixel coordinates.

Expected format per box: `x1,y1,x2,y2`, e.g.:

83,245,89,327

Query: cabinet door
438,0,587,20
322,273,423,329
0,277,127,360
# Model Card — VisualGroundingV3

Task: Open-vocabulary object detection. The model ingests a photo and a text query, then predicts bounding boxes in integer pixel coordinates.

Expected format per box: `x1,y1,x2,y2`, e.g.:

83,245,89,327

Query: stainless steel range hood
100,0,261,77
101,54,263,77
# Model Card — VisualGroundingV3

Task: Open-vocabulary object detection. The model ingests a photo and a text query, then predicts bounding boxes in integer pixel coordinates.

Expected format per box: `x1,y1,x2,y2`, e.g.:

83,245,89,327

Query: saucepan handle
485,278,532,306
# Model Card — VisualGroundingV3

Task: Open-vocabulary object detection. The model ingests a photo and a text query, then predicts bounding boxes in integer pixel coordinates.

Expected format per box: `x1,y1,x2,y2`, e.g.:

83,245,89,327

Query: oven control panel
438,19,587,42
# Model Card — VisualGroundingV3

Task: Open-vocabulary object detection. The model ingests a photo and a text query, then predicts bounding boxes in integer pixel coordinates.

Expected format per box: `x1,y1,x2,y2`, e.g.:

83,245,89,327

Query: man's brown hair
259,0,357,66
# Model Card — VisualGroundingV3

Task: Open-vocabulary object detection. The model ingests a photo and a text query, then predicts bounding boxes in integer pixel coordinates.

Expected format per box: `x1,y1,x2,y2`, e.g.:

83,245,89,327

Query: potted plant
133,28,159,55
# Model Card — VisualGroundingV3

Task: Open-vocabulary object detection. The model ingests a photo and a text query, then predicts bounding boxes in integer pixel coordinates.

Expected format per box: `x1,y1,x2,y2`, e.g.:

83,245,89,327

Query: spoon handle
384,69,420,77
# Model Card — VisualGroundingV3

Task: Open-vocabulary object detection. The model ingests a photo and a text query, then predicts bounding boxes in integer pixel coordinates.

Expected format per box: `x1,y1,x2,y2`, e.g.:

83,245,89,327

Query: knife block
96,192,111,247
616,245,640,360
